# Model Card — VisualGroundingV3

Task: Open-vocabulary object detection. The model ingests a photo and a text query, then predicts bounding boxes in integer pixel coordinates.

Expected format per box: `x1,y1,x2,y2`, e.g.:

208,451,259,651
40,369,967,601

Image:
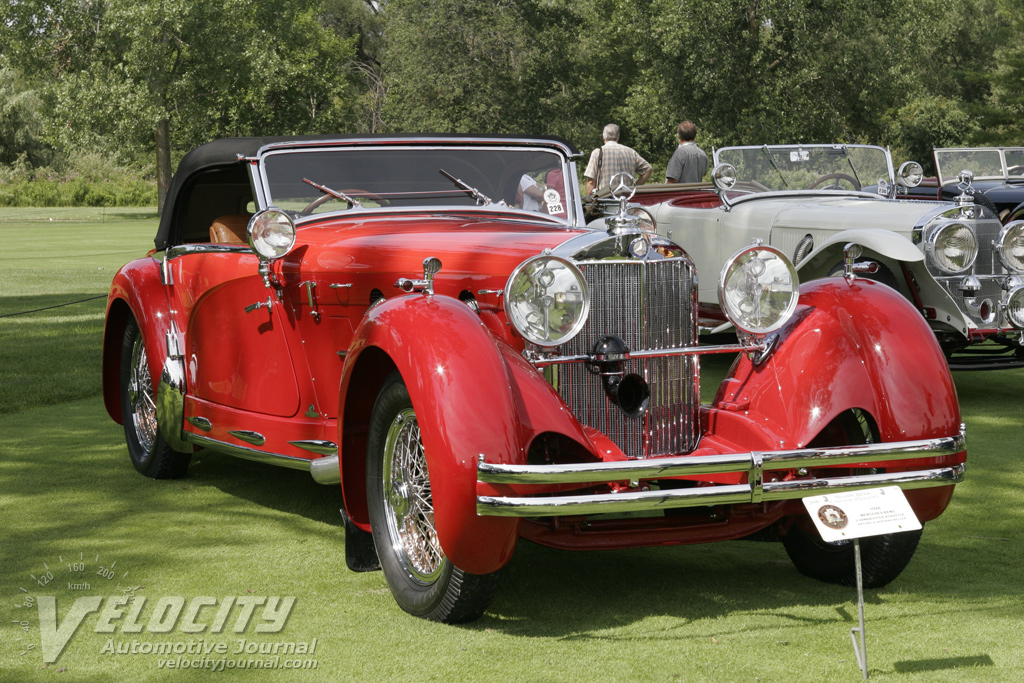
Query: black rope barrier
0,295,107,319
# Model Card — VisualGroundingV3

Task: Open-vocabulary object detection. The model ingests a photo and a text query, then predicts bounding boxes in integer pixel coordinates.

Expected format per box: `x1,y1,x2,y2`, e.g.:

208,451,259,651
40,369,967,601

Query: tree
380,0,595,141
4,0,362,212
0,58,50,167
971,0,1024,145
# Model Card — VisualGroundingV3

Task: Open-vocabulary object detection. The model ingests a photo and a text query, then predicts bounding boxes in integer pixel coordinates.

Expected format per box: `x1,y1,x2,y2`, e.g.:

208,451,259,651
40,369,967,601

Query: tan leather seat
209,215,251,244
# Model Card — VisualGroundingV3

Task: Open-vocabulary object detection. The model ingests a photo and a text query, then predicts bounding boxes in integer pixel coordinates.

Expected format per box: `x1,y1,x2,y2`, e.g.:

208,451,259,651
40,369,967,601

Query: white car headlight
925,222,978,274
248,209,296,259
712,163,737,191
897,161,924,188
997,221,1024,273
719,244,799,336
505,256,590,347
1006,285,1024,329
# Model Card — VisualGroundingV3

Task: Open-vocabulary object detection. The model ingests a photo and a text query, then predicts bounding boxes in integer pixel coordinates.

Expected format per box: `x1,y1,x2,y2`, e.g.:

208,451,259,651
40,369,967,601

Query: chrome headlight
997,221,1024,273
505,256,590,347
626,206,656,232
897,161,924,188
712,163,737,191
719,244,799,336
248,209,296,259
925,222,978,274
1006,285,1024,329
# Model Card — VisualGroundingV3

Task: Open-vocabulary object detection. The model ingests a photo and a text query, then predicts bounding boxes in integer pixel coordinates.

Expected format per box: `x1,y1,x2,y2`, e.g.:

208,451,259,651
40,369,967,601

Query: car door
173,249,302,418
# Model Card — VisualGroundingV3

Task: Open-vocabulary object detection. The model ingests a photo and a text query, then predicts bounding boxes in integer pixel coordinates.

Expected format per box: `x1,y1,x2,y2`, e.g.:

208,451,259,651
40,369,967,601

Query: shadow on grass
186,450,344,528
893,654,994,673
0,399,345,596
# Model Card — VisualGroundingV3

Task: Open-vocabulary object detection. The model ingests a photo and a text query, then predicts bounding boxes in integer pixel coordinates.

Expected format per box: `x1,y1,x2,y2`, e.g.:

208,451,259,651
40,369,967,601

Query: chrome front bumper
476,426,966,517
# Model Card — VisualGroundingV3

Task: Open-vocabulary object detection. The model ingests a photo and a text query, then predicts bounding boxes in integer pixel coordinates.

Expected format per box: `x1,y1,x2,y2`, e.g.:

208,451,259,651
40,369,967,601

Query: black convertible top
154,134,581,250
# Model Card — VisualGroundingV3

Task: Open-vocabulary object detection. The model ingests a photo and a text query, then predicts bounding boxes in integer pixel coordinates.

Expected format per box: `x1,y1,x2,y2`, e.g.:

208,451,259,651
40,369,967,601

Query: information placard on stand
801,487,922,680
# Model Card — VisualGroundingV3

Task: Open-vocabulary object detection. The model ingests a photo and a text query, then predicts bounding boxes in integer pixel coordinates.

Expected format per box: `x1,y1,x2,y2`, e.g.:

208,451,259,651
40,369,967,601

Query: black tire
780,523,923,588
780,408,921,588
119,317,192,479
366,372,498,622
1005,201,1024,225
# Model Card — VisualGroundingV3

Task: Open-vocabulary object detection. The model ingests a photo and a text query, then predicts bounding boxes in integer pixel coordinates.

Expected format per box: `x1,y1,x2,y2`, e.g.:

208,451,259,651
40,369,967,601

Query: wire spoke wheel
382,408,444,583
127,329,158,453
366,372,499,622
118,316,191,479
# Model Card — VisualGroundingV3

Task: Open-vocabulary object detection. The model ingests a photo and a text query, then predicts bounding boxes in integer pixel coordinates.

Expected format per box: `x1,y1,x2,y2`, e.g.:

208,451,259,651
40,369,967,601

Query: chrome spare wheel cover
128,334,158,452
382,407,445,584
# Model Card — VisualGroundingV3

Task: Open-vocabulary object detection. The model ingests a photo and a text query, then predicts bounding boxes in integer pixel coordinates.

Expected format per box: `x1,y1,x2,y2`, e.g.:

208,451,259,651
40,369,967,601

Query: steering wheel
1007,165,1024,175
300,189,389,216
806,173,861,191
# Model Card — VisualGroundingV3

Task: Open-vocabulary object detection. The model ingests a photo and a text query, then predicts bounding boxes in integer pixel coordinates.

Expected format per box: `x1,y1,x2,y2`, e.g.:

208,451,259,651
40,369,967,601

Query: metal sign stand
850,538,868,679
799,486,924,681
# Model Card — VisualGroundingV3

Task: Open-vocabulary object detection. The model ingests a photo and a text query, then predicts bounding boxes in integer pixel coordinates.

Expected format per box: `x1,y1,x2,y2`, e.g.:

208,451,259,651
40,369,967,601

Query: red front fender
717,277,961,448
340,294,594,575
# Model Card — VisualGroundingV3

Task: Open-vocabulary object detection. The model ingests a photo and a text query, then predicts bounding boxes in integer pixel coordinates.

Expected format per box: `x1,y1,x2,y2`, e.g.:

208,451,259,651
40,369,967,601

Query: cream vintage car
596,144,1024,369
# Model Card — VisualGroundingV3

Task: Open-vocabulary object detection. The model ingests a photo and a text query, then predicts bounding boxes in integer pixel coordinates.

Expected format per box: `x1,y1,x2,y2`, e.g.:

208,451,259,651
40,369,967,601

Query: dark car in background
912,147,1024,223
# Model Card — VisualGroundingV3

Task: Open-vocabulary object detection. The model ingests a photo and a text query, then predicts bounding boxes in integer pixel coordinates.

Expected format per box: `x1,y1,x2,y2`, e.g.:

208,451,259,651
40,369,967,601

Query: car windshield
934,148,1024,185
259,144,572,221
714,144,894,194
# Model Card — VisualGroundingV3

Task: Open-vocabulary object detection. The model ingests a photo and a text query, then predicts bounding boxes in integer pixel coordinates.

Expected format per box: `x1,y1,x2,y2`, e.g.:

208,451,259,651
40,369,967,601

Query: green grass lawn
1,209,1023,682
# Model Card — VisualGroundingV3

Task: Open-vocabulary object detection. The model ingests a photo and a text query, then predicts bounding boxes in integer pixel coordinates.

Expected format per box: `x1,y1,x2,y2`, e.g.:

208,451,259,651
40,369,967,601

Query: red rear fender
103,257,174,423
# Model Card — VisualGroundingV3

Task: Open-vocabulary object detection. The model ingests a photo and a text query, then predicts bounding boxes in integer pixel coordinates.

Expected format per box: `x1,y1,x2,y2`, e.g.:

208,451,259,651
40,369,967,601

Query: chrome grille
930,217,1012,327
974,218,1000,275
547,258,699,458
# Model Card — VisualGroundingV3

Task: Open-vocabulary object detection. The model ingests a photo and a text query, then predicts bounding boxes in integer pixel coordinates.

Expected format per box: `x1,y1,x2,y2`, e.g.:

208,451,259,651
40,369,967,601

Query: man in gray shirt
584,124,652,194
665,121,708,184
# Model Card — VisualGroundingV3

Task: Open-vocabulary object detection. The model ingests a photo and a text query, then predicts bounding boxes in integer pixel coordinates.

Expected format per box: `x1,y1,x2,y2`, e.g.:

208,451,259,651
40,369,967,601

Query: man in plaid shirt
583,124,653,195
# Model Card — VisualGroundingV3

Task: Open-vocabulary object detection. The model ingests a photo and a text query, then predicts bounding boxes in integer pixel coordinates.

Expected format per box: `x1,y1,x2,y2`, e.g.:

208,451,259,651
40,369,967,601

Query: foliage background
2,0,1023,206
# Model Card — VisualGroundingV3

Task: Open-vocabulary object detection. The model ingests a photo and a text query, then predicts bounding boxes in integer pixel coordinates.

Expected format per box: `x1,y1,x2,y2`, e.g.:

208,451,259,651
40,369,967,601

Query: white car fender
795,229,971,338
796,228,923,274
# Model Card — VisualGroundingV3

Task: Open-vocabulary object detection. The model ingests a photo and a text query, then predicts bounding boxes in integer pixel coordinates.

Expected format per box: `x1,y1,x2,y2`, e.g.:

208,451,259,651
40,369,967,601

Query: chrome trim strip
156,357,192,453
161,256,174,286
165,321,183,359
186,416,212,432
184,433,311,471
310,455,341,485
255,141,583,225
257,136,581,158
531,342,763,367
289,440,339,456
477,464,964,517
228,430,266,446
166,244,251,260
478,427,965,485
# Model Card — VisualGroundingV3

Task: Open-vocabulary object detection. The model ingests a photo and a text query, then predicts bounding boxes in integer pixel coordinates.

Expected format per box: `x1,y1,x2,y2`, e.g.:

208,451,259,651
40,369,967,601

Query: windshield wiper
839,146,864,188
760,145,790,188
439,169,493,206
302,178,362,208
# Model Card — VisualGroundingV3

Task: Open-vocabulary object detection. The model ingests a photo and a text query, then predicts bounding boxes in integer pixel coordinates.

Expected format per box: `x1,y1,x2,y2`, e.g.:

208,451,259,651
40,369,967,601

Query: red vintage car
103,135,966,623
